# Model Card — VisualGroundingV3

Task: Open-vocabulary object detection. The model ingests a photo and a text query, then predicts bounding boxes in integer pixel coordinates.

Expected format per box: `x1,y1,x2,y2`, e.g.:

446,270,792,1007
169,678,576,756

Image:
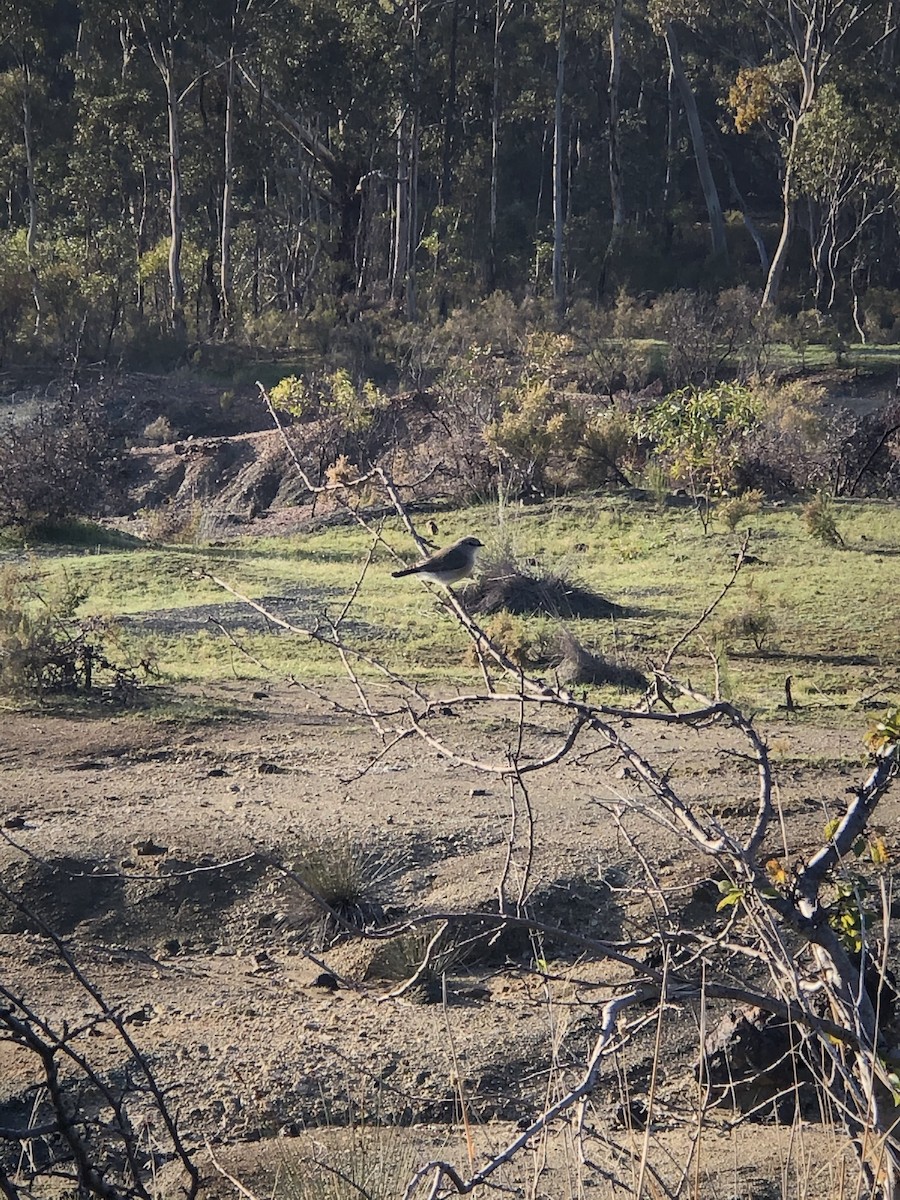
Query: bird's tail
391,566,417,578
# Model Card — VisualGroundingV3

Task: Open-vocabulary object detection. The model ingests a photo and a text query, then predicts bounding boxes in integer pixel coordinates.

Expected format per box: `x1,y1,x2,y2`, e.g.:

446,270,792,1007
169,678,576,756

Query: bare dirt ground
0,680,891,1198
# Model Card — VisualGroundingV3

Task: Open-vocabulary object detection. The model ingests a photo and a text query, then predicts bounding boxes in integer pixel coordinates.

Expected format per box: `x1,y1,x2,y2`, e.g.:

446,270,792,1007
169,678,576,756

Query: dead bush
466,545,626,620
0,381,124,531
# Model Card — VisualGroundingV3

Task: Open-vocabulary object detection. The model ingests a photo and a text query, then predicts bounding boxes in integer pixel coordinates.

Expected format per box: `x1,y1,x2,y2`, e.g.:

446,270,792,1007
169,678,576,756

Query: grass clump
554,629,649,691
276,1118,420,1199
365,924,468,1003
467,542,626,619
279,834,407,948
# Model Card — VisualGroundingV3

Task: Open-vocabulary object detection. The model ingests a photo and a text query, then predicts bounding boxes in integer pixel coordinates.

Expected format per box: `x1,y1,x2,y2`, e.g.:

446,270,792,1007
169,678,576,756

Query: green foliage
0,563,144,699
272,369,389,435
865,708,900,755
802,492,843,546
641,382,762,494
718,488,764,531
820,816,891,954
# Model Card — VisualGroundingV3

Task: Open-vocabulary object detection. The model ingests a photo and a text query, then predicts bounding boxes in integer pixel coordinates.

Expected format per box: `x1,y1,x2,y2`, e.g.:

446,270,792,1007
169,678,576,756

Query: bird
391,535,484,587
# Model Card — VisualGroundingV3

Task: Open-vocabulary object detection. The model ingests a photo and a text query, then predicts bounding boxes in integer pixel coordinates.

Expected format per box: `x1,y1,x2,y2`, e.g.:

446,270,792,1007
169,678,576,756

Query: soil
0,680,891,1198
1,366,897,1195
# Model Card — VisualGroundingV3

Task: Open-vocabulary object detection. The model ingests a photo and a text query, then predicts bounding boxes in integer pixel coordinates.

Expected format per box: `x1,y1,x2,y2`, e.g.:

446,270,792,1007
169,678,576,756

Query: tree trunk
391,114,408,305
21,61,42,335
220,30,237,337
607,0,625,234
164,61,186,337
145,21,186,337
488,0,505,290
406,106,419,322
663,21,727,260
552,0,567,317
760,103,805,308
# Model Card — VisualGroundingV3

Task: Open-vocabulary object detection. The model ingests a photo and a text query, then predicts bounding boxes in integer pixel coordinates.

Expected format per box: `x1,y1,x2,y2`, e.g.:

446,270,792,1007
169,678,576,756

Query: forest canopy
0,0,899,364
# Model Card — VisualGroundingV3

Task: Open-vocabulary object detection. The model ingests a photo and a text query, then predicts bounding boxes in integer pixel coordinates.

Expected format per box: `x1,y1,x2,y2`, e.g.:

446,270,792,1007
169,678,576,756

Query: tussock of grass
467,547,626,620
364,925,468,1003
277,834,407,948
555,629,648,691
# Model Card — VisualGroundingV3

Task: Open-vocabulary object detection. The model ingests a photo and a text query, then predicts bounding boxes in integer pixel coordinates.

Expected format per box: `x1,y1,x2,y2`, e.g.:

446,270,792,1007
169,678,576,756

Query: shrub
802,491,843,546
639,382,762,496
0,564,146,700
142,415,176,445
0,381,124,531
719,585,779,652
279,834,407,949
718,488,765,531
271,369,397,485
652,286,773,385
736,378,833,494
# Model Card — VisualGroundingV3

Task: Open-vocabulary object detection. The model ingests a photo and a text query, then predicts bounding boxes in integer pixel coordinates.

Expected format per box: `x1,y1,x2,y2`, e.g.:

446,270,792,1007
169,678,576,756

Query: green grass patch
5,497,898,715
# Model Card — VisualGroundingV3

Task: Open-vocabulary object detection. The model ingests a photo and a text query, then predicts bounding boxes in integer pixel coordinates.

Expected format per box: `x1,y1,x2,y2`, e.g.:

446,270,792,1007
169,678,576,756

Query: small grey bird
391,535,484,586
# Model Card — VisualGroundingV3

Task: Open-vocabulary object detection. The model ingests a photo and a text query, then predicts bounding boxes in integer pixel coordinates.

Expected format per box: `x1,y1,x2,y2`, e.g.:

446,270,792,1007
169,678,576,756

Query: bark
21,61,42,335
406,106,419,321
760,119,801,308
163,60,185,336
607,0,625,234
145,23,186,336
552,0,567,317
220,30,237,336
391,114,409,304
663,21,727,259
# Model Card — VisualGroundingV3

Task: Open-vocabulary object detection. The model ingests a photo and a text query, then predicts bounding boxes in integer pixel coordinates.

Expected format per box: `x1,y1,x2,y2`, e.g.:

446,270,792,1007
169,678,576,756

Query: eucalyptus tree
648,0,726,260
728,0,892,308
0,0,74,335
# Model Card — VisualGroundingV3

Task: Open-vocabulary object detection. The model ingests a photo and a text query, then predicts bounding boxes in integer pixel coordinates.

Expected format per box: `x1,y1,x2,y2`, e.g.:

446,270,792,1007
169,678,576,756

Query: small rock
207,767,228,778
469,787,488,798
257,761,286,775
134,839,167,857
251,691,269,700
3,815,27,830
311,972,339,991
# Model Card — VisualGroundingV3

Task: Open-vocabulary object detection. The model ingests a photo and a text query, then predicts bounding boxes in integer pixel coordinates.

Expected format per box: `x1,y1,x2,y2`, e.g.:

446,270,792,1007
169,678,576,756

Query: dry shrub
467,546,626,620
0,383,124,531
364,925,468,1002
140,498,203,544
737,378,833,493
278,834,407,949
554,629,648,691
142,415,176,446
